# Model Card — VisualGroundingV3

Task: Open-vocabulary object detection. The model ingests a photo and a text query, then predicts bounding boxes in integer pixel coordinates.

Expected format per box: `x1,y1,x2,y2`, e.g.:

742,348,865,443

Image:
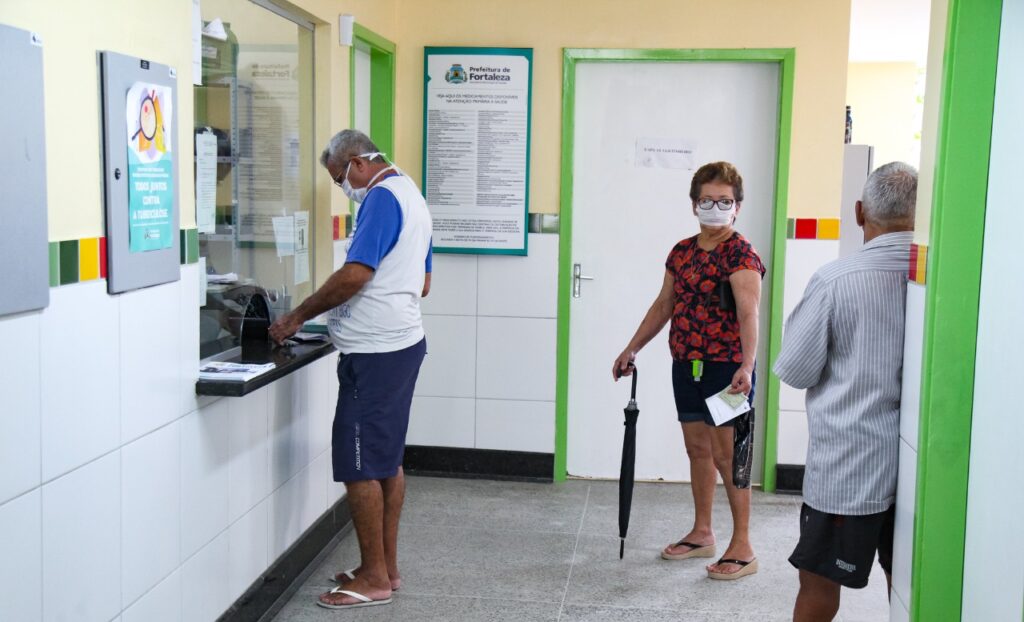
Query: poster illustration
126,81,174,253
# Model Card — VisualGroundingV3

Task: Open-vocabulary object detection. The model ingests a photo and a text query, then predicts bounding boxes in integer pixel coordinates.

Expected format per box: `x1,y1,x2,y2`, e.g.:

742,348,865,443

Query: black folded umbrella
617,364,640,559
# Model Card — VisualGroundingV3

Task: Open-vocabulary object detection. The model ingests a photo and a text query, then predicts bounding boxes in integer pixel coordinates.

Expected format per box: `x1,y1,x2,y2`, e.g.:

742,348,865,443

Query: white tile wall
10,260,344,622
41,451,121,622
777,378,805,412
180,263,208,416
121,421,181,607
776,410,809,465
269,373,313,490
891,438,917,609
0,311,42,504
900,283,926,452
420,253,478,316
40,282,120,482
0,489,41,622
122,569,181,622
416,315,477,398
121,281,183,443
476,317,556,401
782,240,839,319
181,531,230,622
227,388,270,524
228,499,269,601
307,355,338,459
475,399,555,453
181,401,230,560
407,396,476,448
478,234,558,318
269,465,310,561
890,590,911,622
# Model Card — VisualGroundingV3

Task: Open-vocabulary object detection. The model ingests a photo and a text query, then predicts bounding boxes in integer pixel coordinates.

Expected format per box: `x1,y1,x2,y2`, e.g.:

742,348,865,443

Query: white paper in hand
705,387,751,426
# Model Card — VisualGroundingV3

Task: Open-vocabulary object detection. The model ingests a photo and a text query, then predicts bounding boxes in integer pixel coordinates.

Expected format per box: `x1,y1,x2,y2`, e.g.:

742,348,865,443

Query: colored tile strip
47,230,196,287
333,215,341,241
817,218,840,240
48,242,59,287
58,240,79,286
910,243,928,284
786,218,842,240
78,238,101,282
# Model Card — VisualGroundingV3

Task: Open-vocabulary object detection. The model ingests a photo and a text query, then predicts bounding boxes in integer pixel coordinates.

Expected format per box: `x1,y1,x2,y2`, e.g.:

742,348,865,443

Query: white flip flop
316,587,393,610
327,569,356,583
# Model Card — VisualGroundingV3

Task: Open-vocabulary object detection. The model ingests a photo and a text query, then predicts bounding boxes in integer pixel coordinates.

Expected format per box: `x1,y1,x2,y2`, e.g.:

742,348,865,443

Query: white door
567,61,780,482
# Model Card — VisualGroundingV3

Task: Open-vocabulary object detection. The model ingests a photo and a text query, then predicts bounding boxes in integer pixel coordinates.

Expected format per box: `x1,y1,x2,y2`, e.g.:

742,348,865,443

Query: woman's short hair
689,161,744,203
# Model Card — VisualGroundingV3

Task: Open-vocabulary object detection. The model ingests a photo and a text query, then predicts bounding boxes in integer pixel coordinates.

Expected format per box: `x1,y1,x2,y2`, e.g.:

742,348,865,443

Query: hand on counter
269,312,304,345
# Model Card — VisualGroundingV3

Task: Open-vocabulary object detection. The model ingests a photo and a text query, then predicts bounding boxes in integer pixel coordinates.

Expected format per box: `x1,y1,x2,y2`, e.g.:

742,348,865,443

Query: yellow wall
389,0,852,219
915,0,948,245
0,0,397,285
2,0,850,240
0,0,194,240
846,62,922,169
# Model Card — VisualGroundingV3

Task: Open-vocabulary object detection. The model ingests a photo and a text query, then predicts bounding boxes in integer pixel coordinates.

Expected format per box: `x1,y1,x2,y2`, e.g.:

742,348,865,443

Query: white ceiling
849,0,932,64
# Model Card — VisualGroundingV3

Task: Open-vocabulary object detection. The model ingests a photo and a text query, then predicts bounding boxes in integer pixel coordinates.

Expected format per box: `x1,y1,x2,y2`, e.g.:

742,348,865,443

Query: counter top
195,340,337,397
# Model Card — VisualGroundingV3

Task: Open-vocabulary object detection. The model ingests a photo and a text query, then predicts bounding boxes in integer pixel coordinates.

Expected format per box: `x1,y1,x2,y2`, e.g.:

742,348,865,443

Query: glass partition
194,0,315,359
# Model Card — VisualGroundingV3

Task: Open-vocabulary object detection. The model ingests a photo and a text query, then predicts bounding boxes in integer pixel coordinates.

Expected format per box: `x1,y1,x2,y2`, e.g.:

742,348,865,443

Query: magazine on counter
198,361,276,382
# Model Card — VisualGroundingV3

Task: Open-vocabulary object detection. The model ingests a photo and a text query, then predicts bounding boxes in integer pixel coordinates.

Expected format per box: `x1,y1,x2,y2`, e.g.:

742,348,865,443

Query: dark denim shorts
670,360,755,427
332,338,426,482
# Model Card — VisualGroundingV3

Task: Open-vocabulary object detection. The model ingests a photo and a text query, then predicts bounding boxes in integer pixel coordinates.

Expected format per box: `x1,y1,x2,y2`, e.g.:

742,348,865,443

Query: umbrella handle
629,364,638,401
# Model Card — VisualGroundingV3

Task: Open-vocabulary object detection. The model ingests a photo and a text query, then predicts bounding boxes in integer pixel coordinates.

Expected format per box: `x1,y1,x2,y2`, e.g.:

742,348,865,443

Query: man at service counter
773,162,917,621
269,129,432,611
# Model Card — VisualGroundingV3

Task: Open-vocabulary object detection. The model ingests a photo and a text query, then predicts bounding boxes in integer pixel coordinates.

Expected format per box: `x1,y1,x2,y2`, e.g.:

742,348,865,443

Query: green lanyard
692,359,704,383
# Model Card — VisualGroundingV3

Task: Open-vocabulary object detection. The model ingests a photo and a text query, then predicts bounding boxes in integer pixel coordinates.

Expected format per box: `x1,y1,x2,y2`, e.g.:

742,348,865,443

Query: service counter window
194,0,316,360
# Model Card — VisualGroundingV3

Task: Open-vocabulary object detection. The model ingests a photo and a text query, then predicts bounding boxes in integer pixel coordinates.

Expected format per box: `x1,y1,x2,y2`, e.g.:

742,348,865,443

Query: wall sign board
0,24,49,316
100,51,181,293
423,47,533,255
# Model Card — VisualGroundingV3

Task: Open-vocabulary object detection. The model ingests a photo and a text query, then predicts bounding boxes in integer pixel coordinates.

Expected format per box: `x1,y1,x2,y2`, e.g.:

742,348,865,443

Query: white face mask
696,205,736,227
340,152,393,204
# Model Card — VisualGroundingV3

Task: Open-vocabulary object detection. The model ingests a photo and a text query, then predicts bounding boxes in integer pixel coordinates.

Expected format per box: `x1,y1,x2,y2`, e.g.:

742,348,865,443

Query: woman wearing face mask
612,161,765,581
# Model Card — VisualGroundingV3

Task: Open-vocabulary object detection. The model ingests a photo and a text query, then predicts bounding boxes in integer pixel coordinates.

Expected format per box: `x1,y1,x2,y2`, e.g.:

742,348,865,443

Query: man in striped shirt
774,162,917,621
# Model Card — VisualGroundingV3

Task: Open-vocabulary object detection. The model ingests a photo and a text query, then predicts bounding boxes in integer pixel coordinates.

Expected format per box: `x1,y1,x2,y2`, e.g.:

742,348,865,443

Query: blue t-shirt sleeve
345,189,402,270
425,238,433,273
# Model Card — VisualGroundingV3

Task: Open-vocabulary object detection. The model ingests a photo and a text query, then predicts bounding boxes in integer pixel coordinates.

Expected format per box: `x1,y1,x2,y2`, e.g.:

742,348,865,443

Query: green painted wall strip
349,25,397,224
910,0,1003,619
761,49,796,493
554,48,795,485
352,23,395,55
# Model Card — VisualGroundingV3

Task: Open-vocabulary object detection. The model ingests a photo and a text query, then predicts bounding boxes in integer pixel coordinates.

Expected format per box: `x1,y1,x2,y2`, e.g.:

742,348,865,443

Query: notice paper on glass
293,210,310,285
705,386,751,426
272,216,294,257
195,132,217,233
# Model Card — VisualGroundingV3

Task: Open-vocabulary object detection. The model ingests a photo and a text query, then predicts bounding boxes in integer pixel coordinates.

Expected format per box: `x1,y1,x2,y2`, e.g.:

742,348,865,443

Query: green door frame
555,48,796,489
909,0,1002,619
348,24,396,220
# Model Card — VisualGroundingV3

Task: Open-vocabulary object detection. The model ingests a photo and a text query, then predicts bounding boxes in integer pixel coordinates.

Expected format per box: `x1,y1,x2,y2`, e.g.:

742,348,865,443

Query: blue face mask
340,152,392,203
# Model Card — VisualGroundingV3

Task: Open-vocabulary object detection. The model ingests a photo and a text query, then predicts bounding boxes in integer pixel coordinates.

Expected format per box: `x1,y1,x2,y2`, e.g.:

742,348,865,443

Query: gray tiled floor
272,477,889,621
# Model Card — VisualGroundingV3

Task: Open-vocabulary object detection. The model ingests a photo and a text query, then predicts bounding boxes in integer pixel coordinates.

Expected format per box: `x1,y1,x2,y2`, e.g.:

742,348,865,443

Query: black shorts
670,360,755,427
788,503,895,589
332,338,426,482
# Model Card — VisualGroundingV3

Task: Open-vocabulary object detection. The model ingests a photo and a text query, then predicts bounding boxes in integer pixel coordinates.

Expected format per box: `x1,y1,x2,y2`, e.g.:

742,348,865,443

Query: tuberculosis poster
126,82,174,253
424,47,533,255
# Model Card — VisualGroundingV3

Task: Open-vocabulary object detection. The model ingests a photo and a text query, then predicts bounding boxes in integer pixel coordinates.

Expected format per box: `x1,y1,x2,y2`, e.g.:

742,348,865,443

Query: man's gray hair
319,129,381,170
861,161,918,225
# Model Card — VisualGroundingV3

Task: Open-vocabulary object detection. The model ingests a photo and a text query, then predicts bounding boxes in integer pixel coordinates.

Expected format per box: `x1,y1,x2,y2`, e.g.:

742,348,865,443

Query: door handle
573,263,594,298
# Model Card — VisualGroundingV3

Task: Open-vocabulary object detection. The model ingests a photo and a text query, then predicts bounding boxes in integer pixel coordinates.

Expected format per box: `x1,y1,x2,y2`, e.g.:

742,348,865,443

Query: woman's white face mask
340,152,392,203
696,206,736,227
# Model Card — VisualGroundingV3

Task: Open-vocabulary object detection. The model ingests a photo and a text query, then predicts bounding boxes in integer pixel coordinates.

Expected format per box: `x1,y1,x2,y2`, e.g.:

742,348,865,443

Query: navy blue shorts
671,360,755,427
332,338,426,482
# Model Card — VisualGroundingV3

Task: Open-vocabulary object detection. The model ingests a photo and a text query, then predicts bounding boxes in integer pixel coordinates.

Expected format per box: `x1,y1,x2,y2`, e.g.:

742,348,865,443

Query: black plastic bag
732,408,755,489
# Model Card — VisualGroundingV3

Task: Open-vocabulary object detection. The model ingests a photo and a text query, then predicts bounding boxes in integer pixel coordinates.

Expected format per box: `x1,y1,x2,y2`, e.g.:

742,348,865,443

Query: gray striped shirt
773,232,912,515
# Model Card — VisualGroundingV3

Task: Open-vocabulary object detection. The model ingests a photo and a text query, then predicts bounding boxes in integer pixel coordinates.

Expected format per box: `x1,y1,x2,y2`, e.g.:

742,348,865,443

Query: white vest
328,174,432,354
